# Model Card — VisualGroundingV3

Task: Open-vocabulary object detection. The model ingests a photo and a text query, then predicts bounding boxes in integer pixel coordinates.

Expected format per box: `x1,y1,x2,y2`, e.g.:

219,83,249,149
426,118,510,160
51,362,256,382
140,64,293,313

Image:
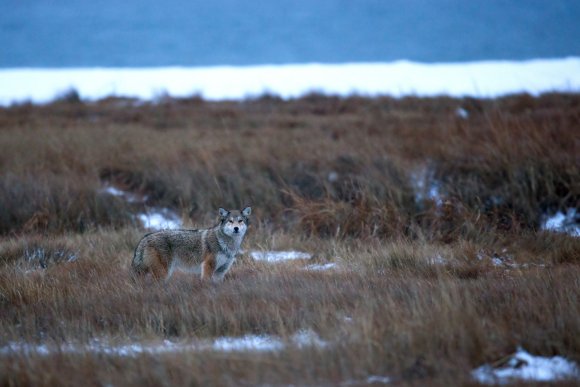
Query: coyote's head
218,207,251,237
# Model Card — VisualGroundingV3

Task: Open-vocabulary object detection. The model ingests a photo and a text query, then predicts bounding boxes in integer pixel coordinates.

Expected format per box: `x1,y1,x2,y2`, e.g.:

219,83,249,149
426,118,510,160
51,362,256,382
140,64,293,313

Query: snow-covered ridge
1,58,579,105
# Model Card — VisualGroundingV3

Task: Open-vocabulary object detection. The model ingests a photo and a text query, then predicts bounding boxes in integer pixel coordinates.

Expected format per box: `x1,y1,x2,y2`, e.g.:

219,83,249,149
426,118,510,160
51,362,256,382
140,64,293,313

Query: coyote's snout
132,207,251,282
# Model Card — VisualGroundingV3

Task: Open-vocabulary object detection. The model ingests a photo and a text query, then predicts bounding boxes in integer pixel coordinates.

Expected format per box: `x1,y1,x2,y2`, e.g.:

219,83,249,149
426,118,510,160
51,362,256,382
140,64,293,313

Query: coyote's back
132,207,251,282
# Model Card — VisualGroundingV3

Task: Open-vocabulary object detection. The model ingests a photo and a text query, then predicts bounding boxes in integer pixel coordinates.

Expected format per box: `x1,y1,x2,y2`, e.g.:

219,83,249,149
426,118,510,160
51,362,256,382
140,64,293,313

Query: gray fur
132,207,251,282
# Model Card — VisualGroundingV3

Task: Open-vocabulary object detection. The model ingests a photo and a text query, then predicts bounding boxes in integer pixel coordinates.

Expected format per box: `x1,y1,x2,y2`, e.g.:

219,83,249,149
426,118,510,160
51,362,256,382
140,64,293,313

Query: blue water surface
1,0,579,67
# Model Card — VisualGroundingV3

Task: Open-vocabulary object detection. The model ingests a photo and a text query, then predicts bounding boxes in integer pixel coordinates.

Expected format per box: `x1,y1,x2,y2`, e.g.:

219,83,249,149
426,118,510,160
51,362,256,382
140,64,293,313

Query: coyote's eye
228,219,234,223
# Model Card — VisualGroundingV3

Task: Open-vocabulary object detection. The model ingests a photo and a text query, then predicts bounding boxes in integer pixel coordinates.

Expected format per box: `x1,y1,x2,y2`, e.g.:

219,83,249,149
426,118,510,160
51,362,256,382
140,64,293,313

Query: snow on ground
410,166,443,207
100,185,147,203
210,335,284,352
212,329,327,352
455,107,469,119
1,58,579,105
427,255,446,266
250,251,339,271
138,209,181,230
305,263,338,271
250,250,312,262
292,329,329,348
0,330,328,357
100,184,181,230
0,340,182,357
472,347,580,384
541,208,580,237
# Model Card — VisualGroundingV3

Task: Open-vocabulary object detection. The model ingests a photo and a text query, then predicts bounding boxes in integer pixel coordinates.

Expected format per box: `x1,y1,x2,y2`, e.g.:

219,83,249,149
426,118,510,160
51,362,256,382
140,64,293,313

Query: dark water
1,0,579,67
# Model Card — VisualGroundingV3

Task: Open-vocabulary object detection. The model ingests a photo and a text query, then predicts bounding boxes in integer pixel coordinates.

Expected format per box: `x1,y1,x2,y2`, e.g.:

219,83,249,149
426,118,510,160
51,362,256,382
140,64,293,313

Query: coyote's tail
131,242,148,275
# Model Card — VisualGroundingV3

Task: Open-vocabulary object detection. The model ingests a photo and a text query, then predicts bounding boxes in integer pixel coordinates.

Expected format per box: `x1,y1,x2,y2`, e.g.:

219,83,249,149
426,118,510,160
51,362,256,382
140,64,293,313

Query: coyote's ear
242,207,252,216
219,208,229,219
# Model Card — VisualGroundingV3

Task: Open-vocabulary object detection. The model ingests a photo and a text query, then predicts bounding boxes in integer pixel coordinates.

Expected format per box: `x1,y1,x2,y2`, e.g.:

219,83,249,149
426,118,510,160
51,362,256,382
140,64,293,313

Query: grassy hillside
1,93,579,385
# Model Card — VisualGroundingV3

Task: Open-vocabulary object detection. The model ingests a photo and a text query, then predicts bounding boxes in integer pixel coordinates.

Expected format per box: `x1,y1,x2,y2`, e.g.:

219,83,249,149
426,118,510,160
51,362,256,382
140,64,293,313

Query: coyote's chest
215,252,233,269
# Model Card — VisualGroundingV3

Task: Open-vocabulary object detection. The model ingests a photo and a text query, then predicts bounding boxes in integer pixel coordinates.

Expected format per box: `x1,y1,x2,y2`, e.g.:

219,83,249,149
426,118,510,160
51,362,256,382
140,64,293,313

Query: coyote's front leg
201,253,216,281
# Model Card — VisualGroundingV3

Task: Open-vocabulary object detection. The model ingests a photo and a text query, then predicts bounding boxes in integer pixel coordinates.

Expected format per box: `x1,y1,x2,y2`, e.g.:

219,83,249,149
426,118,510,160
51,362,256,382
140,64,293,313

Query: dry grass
0,93,579,385
1,93,577,237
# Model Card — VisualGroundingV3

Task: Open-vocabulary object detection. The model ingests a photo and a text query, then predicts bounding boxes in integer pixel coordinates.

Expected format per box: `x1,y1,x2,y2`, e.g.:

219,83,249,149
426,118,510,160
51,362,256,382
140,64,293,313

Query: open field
1,93,579,385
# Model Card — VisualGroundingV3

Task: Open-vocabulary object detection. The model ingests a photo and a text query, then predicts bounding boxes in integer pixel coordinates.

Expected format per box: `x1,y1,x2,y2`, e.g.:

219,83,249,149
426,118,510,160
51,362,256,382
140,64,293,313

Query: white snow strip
1,58,580,105
0,330,328,357
138,209,181,230
250,250,312,262
211,335,284,352
87,339,186,356
0,340,184,357
213,330,326,352
305,263,338,271
472,347,580,384
541,208,580,237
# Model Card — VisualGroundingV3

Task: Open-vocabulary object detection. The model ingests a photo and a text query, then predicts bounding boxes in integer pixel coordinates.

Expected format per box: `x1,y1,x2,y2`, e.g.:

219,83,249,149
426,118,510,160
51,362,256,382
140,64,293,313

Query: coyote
132,207,251,282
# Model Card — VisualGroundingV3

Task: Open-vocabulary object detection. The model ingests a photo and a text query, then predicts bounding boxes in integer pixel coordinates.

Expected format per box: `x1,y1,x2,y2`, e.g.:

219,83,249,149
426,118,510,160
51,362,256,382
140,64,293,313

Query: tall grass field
1,93,579,385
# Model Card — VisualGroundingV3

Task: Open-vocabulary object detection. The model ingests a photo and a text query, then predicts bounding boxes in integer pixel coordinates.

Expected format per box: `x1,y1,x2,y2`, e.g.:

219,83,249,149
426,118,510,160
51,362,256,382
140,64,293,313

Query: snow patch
1,58,580,105
102,186,125,197
211,335,283,352
472,347,580,384
305,263,338,271
86,339,184,356
541,208,580,237
410,167,443,206
99,184,181,230
212,330,327,352
100,185,147,203
0,330,328,357
455,107,469,119
427,255,446,265
0,340,170,357
250,250,312,262
138,209,182,230
328,171,339,182
292,329,329,349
